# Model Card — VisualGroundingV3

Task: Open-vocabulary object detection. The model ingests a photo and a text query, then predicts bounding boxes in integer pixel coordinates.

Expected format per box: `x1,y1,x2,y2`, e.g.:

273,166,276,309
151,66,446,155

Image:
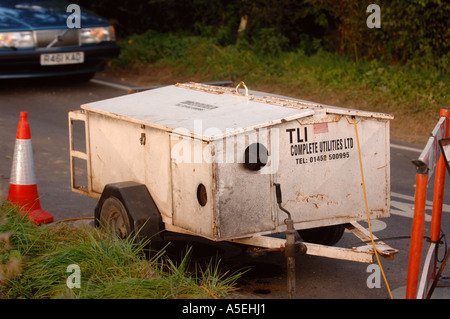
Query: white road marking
390,191,450,222
90,78,133,91
358,219,387,232
354,191,450,234
390,143,422,153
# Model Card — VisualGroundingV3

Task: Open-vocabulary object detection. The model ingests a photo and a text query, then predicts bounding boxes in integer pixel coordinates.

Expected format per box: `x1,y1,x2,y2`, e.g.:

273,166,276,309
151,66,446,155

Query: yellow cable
353,117,393,299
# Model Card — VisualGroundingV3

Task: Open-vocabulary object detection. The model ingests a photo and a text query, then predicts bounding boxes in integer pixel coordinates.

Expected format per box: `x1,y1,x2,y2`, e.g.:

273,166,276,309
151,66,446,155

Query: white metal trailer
68,82,397,274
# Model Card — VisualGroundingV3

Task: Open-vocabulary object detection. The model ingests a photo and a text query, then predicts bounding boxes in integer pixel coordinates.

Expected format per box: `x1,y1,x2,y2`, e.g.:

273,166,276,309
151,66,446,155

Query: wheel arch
95,181,164,241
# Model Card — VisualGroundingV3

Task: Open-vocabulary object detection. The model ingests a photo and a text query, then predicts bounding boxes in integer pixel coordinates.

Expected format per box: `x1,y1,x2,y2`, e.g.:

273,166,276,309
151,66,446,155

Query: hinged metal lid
81,82,392,140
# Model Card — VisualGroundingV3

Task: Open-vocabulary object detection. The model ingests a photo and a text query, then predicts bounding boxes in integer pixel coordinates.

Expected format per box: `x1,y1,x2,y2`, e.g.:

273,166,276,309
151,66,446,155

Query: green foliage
310,0,449,65
115,30,217,69
252,28,289,56
79,0,447,67
76,0,241,37
0,203,242,299
115,31,449,113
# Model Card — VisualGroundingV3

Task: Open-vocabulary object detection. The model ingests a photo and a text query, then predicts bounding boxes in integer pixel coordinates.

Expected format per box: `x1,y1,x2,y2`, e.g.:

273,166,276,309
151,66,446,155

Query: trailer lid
81,82,392,140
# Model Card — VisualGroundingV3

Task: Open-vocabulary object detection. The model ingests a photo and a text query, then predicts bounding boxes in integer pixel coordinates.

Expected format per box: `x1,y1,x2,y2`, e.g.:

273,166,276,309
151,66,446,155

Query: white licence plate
40,52,84,66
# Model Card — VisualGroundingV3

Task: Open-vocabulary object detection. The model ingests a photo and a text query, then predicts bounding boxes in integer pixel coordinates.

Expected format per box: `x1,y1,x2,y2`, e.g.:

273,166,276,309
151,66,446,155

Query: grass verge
103,31,449,145
0,202,243,299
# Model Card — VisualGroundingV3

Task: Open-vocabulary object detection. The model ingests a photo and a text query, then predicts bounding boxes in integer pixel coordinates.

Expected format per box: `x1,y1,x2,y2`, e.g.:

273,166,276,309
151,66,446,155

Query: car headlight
0,31,35,48
80,26,115,44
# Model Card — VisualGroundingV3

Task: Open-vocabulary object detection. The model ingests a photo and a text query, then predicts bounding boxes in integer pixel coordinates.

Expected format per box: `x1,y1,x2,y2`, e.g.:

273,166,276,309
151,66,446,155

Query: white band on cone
9,139,37,185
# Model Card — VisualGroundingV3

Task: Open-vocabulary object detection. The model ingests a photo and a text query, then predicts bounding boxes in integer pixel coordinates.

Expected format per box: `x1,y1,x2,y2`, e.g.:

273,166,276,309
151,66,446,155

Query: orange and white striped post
430,108,450,248
406,107,450,298
7,112,53,225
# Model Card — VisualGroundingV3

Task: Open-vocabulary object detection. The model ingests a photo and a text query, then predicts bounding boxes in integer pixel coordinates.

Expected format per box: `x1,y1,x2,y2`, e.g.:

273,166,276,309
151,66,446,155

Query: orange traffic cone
7,112,53,225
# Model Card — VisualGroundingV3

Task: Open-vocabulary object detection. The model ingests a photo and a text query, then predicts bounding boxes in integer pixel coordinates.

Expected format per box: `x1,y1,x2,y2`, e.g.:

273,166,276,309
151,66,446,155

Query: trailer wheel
95,182,164,242
99,196,131,239
298,224,345,246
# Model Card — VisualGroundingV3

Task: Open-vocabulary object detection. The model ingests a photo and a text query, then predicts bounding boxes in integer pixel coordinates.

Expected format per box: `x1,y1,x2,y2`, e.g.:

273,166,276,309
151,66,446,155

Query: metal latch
140,133,146,145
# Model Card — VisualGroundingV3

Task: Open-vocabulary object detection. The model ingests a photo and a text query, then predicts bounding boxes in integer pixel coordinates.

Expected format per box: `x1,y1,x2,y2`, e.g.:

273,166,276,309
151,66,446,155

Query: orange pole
406,172,428,299
430,155,446,243
430,108,450,271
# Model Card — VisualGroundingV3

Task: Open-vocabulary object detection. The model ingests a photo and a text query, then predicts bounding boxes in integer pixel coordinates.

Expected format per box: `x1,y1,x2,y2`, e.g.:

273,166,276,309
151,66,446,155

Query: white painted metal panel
170,135,216,238
87,112,174,223
143,125,174,222
275,115,390,230
81,84,314,140
213,129,276,239
88,112,147,192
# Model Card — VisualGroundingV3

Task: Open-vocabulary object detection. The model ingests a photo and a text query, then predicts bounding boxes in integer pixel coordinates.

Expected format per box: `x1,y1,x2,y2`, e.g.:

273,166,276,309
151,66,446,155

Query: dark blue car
0,0,120,79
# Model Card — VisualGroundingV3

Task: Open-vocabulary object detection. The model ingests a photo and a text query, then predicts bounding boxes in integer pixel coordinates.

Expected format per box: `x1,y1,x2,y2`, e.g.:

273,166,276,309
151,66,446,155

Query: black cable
434,231,448,263
347,235,441,248
348,235,420,247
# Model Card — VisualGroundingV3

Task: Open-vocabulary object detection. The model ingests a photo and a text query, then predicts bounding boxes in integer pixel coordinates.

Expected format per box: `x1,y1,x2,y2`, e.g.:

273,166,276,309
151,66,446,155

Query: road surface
1,77,449,299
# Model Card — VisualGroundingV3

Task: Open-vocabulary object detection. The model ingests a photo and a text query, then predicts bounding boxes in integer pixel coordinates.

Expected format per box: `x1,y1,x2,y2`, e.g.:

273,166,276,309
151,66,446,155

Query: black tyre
298,224,345,246
99,196,131,238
